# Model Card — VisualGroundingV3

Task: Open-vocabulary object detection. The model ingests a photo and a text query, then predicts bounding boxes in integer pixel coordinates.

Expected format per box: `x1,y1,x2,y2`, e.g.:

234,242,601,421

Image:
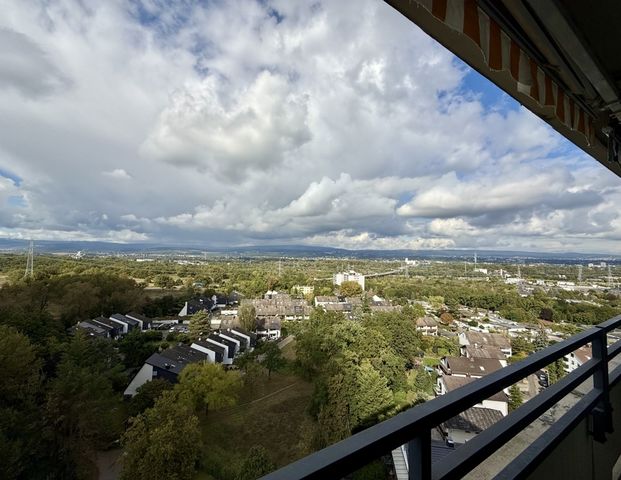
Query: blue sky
0,0,620,253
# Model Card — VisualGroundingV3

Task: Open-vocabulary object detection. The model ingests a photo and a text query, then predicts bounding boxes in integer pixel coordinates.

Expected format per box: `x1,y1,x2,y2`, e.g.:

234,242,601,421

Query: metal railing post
590,329,613,442
407,430,431,480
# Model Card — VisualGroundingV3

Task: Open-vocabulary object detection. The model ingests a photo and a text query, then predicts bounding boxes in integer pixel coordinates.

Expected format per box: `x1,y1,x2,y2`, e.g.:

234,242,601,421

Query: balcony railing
262,315,621,480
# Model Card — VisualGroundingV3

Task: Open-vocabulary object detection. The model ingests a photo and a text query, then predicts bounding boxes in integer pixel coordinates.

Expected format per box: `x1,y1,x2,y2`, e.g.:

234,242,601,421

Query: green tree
508,384,523,411
349,360,394,429
46,345,125,477
511,335,533,356
129,379,174,417
236,446,276,480
188,311,211,340
119,330,163,369
316,373,352,447
339,280,363,297
121,391,202,480
533,328,549,351
547,359,566,384
0,326,44,479
239,303,257,332
261,341,285,377
177,363,242,416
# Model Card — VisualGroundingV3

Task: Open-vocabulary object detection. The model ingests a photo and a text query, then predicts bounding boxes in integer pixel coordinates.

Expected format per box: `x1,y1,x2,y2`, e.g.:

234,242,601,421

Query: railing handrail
261,315,621,480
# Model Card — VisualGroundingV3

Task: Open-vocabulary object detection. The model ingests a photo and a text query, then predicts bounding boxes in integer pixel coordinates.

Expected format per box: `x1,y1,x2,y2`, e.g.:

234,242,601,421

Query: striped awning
410,0,595,145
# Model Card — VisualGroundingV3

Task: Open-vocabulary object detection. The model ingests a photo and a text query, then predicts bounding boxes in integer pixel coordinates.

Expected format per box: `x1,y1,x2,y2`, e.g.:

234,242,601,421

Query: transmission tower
278,258,282,277
517,264,521,280
578,265,583,283
608,265,612,288
474,252,477,270
24,240,34,278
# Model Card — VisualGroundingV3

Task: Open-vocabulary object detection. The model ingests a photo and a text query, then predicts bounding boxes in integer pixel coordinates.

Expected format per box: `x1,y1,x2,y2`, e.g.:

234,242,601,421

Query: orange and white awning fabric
415,0,595,144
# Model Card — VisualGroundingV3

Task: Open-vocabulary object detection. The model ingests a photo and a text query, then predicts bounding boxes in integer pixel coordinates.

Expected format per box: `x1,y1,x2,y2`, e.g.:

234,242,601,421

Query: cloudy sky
1,0,620,253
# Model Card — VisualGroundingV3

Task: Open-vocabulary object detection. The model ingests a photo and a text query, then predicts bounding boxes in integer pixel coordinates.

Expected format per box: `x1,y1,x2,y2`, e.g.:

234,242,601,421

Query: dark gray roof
443,407,503,433
146,345,209,375
89,318,114,331
431,440,455,463
441,376,508,402
110,313,139,326
220,330,248,347
92,316,118,329
463,332,511,349
209,334,236,358
126,312,149,322
463,345,506,360
442,356,503,376
193,340,226,356
77,321,107,336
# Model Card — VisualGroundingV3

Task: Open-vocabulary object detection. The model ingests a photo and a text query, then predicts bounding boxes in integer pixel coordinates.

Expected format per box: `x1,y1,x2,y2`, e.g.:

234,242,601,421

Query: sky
1,0,621,254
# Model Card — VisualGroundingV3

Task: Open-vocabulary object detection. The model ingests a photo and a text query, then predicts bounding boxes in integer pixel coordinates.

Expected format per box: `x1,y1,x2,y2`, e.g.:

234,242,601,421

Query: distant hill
0,238,619,264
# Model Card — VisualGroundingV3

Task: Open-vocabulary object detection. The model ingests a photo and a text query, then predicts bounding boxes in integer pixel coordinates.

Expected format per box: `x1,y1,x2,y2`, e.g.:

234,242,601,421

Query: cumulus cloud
0,0,619,252
142,72,311,180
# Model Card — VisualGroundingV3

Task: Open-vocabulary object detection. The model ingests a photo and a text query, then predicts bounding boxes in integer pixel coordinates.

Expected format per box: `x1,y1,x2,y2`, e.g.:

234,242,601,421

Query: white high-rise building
333,270,365,290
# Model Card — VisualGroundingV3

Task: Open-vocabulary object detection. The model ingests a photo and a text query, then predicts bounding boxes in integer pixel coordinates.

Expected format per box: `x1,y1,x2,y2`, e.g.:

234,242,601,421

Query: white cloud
0,0,619,253
102,168,132,180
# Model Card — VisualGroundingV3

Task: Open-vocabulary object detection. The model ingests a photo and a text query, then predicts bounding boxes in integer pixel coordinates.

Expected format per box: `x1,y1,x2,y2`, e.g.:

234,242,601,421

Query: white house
206,336,233,365
416,317,439,336
563,345,592,373
436,376,508,416
217,332,241,355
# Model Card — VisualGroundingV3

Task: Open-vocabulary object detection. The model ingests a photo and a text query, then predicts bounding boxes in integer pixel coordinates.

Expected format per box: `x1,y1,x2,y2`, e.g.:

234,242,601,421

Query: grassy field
198,370,314,480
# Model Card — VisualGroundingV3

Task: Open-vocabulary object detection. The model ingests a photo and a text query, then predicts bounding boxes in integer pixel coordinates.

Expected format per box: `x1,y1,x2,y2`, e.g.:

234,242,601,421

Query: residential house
190,340,226,364
178,297,215,317
292,285,314,296
75,321,110,338
207,333,236,365
458,331,512,358
243,296,311,321
256,316,281,340
125,312,151,330
436,376,508,416
441,407,504,444
438,356,503,378
109,313,140,334
123,344,209,396
564,345,592,373
416,317,439,336
462,345,508,367
314,296,339,307
90,316,122,337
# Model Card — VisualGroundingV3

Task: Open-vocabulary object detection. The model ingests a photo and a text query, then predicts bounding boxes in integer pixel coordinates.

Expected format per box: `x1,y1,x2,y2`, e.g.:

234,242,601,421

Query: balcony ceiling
385,0,621,177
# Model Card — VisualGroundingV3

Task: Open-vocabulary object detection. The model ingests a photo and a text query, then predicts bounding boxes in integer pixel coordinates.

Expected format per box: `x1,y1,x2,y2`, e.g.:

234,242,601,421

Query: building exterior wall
108,317,129,334
446,428,477,444
333,271,365,290
206,339,232,364
124,363,153,396
190,343,218,363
